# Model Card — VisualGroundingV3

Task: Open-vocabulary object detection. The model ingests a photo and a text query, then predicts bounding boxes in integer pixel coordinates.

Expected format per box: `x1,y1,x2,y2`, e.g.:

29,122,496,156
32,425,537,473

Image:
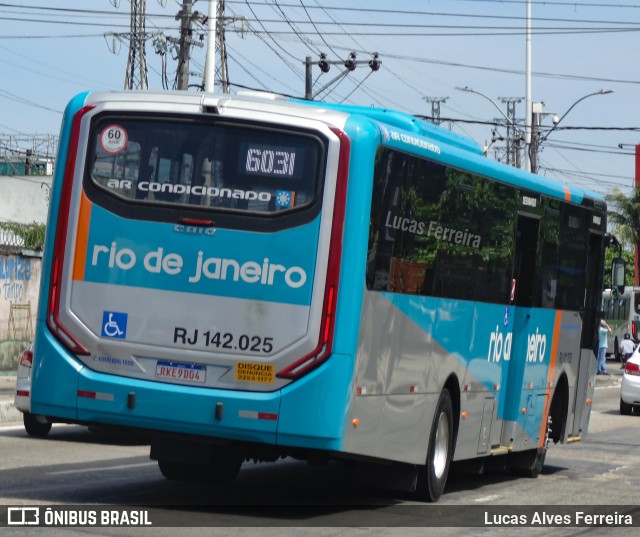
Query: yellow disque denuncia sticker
235,362,274,383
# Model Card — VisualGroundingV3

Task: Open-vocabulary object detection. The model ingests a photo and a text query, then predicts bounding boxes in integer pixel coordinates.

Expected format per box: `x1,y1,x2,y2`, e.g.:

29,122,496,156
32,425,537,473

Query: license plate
156,361,206,383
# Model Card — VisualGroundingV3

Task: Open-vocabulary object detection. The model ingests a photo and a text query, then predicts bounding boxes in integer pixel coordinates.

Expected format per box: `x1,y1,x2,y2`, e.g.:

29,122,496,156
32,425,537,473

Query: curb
0,375,16,386
0,399,21,423
0,375,20,424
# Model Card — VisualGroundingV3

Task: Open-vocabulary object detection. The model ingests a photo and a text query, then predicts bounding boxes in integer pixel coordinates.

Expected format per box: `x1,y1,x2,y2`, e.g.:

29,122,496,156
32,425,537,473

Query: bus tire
415,388,453,502
23,412,52,438
208,446,243,485
510,448,546,478
157,460,195,481
158,449,242,485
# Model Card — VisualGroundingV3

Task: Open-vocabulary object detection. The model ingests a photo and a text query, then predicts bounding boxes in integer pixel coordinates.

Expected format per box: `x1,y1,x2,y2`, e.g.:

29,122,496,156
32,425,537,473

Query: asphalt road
0,359,638,535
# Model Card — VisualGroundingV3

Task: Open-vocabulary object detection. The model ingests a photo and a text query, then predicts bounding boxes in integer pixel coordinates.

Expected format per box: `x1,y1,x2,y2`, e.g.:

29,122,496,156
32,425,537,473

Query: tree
605,186,640,286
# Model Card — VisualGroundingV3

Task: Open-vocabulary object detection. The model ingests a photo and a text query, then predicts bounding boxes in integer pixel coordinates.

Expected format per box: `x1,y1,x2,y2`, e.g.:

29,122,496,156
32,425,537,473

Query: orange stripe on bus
538,311,563,447
72,193,92,281
563,185,571,201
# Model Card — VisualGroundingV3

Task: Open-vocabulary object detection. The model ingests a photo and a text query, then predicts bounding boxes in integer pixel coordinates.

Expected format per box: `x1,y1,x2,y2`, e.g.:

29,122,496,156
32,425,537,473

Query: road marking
594,383,622,390
0,424,27,432
0,423,78,433
48,462,156,476
473,494,502,503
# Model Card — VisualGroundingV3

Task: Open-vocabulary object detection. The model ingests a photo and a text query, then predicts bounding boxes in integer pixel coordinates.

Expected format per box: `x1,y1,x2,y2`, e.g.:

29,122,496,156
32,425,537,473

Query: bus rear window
89,117,324,214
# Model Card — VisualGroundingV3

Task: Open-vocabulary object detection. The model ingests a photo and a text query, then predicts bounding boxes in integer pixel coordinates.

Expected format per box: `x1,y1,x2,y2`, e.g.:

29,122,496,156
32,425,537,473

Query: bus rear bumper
75,368,281,445
31,332,352,450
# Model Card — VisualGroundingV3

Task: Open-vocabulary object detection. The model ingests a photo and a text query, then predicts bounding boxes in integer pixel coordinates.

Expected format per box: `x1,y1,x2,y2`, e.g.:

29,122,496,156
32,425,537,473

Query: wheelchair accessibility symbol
101,311,128,339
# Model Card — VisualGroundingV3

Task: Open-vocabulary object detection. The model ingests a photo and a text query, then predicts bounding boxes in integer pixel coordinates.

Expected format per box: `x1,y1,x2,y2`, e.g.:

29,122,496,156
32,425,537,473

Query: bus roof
293,98,605,208
292,98,484,156
76,90,605,208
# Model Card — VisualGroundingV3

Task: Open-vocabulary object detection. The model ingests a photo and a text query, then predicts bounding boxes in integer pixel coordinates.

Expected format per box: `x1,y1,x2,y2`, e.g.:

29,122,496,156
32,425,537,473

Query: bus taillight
277,128,349,380
277,285,336,379
46,105,94,356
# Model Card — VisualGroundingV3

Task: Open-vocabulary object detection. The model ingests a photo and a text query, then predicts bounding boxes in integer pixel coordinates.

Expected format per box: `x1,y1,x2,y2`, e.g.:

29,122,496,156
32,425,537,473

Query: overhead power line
5,4,640,33
428,0,640,8
5,1,640,22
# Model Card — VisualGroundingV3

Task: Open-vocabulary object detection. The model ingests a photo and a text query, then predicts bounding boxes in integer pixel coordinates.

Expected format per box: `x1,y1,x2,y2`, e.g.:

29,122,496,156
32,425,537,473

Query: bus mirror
611,257,626,297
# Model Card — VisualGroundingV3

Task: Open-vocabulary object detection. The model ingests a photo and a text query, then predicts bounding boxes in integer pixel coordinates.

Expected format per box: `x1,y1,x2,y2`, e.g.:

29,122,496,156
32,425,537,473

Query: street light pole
455,86,516,126
455,86,523,166
525,0,532,172
531,89,614,173
204,0,218,92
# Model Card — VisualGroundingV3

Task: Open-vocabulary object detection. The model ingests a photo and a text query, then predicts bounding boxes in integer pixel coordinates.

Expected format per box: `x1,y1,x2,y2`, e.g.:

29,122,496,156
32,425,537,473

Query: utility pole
176,0,196,90
214,0,230,92
524,0,532,172
107,0,150,89
499,97,523,167
108,1,179,90
204,1,245,92
456,87,524,168
204,0,218,92
529,102,544,174
424,97,448,126
126,0,148,90
305,56,313,100
109,1,233,92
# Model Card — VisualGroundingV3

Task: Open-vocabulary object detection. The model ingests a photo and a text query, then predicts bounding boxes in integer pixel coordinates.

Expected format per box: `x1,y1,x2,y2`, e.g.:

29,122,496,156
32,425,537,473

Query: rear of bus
30,91,355,474
602,287,640,358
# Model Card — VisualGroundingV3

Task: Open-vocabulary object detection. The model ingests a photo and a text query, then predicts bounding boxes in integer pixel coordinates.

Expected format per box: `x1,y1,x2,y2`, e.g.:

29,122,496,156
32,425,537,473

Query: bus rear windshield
88,116,324,214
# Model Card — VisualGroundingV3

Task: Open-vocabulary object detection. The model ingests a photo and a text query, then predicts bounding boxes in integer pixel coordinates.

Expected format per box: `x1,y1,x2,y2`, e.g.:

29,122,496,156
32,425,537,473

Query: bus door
572,229,604,437
500,213,545,449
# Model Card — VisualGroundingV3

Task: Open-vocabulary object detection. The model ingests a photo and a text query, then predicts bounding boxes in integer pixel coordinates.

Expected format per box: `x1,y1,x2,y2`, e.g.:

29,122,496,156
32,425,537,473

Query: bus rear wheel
23,412,52,438
157,460,198,481
157,446,243,485
414,388,454,502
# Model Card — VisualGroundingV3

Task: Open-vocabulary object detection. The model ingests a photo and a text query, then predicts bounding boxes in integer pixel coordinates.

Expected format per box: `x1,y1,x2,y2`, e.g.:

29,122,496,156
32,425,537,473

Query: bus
602,286,640,359
24,90,610,502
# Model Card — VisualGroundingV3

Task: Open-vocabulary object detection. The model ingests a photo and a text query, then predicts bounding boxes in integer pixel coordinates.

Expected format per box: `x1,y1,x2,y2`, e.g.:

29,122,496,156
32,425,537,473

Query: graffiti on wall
0,255,40,341
1,256,30,302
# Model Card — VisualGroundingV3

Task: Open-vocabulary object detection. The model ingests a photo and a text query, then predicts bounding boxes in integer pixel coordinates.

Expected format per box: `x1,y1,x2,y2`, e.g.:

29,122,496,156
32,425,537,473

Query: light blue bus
25,90,609,501
602,286,640,359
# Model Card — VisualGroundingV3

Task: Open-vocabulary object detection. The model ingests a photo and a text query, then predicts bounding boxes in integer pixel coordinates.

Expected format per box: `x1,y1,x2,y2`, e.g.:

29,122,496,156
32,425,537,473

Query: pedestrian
597,319,612,375
619,333,635,368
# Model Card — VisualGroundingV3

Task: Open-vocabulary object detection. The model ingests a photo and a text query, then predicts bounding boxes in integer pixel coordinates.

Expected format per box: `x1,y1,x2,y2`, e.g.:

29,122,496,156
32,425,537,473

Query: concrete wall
0,174,51,371
0,174,51,225
0,254,41,371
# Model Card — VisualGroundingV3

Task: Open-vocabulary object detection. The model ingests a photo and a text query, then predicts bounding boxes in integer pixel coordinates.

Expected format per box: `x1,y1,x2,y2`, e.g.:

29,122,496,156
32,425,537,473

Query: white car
14,343,52,437
620,345,640,415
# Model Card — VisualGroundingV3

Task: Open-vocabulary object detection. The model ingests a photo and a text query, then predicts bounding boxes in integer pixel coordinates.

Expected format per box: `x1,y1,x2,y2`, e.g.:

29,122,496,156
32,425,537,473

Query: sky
1,0,639,199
